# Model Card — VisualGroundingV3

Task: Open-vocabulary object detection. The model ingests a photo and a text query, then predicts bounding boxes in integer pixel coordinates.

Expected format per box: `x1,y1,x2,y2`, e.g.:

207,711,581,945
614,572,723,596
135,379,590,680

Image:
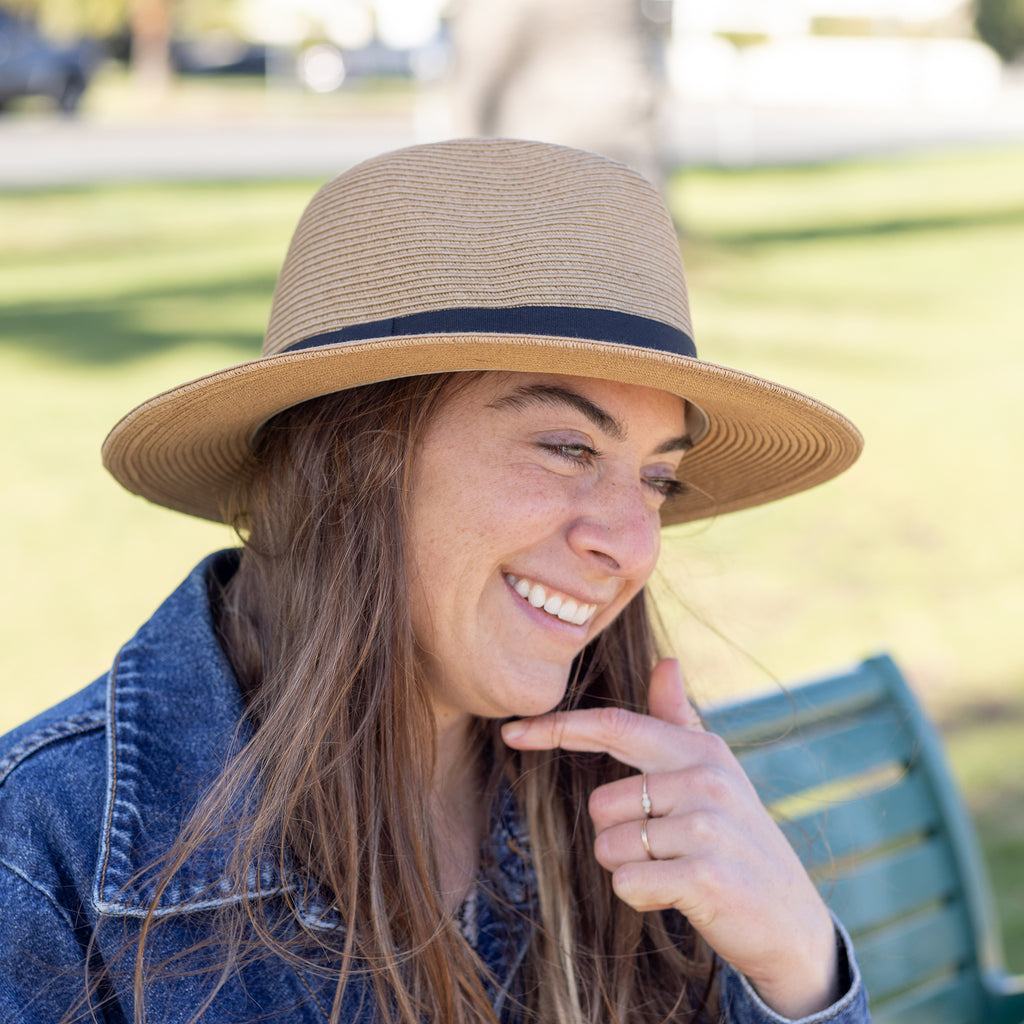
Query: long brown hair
128,373,718,1023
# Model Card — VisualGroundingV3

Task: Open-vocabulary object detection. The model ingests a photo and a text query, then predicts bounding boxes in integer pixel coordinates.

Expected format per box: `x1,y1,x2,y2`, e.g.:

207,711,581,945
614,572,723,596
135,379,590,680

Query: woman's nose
565,479,661,579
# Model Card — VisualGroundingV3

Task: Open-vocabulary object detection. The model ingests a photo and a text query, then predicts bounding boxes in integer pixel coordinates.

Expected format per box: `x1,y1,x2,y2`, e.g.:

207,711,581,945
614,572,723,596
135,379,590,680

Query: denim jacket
0,552,870,1023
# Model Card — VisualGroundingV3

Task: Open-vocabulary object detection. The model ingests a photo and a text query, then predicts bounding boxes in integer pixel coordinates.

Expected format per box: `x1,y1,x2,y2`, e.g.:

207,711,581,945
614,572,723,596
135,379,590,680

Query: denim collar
93,551,536,966
93,551,285,918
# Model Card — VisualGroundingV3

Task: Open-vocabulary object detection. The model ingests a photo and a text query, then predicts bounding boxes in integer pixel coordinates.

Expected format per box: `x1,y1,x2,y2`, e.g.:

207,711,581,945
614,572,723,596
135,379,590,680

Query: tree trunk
130,0,173,93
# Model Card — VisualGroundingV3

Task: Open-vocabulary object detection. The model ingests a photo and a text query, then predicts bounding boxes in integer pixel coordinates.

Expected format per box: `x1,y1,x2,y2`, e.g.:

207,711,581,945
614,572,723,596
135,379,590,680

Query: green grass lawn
2,147,1022,967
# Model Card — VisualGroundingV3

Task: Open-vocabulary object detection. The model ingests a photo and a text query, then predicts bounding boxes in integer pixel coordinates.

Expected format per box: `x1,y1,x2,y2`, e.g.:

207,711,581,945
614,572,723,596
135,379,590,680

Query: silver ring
641,773,652,818
640,818,656,860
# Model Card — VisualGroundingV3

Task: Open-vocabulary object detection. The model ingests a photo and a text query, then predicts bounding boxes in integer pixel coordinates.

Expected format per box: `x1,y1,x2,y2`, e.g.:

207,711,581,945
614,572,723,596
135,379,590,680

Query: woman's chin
487,672,574,722
425,653,575,726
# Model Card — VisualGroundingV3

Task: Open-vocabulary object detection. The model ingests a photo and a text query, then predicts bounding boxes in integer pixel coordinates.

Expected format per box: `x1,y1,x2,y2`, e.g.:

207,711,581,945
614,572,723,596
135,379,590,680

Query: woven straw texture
102,138,862,526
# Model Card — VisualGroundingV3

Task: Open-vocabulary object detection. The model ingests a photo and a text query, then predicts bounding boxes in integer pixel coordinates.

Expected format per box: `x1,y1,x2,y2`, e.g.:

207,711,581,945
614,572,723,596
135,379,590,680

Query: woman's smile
405,371,689,725
503,572,599,627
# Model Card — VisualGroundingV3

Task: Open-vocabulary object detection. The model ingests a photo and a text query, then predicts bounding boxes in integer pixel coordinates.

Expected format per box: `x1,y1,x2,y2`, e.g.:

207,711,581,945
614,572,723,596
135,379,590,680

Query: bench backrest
702,654,1016,1024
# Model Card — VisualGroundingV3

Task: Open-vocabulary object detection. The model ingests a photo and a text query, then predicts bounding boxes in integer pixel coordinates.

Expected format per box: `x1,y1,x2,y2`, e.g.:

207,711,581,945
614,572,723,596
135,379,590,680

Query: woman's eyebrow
490,384,625,439
489,384,694,454
654,434,694,455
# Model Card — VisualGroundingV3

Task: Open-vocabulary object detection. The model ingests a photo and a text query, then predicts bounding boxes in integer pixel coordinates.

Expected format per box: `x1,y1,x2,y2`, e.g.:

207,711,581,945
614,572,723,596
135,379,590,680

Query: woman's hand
500,658,840,1020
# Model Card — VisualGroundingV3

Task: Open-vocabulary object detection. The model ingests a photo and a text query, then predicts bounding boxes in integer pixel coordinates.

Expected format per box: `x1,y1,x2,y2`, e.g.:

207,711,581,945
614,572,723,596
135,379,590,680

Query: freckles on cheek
512,472,576,525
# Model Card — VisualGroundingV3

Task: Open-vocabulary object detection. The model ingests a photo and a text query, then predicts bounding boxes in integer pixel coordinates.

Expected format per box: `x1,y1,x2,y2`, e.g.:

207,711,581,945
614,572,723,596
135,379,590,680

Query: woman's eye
541,442,598,464
646,476,686,499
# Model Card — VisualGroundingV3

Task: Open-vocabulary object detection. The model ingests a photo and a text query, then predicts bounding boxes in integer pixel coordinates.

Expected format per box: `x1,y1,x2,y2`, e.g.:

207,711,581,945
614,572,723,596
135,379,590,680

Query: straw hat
102,137,861,527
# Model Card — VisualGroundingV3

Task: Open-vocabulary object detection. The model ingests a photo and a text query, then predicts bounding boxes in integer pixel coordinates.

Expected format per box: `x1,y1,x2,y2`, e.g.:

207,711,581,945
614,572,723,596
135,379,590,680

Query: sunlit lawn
2,146,1022,966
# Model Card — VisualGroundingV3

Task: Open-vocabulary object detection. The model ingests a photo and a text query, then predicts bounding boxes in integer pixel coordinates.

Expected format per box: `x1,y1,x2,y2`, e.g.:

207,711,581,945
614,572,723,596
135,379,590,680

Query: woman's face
405,374,688,729
406,372,690,727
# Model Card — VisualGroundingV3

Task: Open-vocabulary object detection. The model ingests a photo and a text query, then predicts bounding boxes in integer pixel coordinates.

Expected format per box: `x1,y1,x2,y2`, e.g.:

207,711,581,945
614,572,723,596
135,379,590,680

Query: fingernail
501,720,527,742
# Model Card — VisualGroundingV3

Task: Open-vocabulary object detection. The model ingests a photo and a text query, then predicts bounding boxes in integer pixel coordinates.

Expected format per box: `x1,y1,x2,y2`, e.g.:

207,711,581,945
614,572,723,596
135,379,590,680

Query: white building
668,0,1003,110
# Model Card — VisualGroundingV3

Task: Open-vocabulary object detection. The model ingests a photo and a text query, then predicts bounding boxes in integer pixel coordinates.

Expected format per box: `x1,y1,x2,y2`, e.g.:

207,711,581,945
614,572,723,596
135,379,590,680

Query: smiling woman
0,139,868,1024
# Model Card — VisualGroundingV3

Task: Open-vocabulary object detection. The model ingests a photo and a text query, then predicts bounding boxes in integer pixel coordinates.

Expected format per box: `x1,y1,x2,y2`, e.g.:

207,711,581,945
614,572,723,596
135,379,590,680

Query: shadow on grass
0,275,276,364
688,202,1024,248
938,694,1024,734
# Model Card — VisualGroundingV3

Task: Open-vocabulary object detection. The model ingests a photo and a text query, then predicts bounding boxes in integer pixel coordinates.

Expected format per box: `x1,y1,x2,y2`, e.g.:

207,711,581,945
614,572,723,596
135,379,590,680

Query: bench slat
735,706,915,804
702,666,887,743
871,971,981,1024
825,838,960,935
854,903,974,1000
781,769,939,870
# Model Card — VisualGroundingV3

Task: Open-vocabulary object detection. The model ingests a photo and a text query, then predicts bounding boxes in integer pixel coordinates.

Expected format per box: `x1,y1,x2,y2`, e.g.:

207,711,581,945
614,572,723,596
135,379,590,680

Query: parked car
0,8,96,113
170,35,267,77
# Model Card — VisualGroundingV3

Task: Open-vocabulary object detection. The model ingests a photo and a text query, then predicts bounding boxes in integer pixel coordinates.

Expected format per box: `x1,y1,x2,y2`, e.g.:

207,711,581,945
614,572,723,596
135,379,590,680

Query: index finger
500,705,700,772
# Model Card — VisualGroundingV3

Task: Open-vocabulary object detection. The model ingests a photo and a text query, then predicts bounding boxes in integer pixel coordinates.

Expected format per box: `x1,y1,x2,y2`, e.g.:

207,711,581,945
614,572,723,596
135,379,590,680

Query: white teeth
505,573,596,626
557,599,579,622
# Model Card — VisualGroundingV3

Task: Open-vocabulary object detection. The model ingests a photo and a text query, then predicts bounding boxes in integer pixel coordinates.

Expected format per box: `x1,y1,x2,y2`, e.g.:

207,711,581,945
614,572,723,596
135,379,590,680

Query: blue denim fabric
0,552,870,1023
721,922,869,1024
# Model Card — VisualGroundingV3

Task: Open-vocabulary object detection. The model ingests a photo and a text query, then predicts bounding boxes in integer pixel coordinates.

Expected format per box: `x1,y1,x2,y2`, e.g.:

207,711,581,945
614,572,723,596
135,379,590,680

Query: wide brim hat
102,138,862,527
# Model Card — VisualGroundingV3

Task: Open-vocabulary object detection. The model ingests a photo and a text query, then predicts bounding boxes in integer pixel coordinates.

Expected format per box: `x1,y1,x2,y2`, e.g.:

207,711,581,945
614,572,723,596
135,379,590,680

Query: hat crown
264,138,692,356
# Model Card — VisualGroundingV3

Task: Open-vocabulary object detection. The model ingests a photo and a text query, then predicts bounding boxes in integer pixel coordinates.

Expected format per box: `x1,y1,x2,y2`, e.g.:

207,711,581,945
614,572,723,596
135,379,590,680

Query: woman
0,139,869,1023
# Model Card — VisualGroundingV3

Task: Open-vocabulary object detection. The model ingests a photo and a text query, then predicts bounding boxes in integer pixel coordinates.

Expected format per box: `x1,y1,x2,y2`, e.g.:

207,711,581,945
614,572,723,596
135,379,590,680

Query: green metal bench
702,653,1024,1024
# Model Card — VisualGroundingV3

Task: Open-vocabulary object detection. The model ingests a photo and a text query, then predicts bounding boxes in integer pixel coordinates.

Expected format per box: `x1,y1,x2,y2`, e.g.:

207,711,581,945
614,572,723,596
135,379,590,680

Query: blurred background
1,0,1022,968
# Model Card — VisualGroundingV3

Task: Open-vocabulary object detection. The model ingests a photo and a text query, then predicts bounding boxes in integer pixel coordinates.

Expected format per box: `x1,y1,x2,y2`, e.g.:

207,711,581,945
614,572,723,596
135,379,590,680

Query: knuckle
699,730,732,763
597,705,636,742
549,714,573,745
691,763,733,804
685,808,721,847
680,887,718,930
687,853,725,897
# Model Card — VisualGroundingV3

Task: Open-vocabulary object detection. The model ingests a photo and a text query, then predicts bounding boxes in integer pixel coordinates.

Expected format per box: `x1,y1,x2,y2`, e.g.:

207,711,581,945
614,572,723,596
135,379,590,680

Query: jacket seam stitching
294,967,331,1022
97,650,123,903
0,711,106,786
0,856,78,931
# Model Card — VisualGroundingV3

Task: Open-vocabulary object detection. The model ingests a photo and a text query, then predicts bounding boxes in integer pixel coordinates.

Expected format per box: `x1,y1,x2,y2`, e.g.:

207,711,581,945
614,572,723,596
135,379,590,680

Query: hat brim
101,333,862,527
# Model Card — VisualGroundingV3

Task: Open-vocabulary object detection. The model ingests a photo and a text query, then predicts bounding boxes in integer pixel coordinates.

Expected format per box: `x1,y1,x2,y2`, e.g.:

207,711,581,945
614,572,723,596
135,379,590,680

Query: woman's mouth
503,573,597,627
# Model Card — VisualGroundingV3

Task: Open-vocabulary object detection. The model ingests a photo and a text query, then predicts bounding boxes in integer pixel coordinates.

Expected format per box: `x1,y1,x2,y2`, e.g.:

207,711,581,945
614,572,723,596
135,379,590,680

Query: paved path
664,94,1024,167
0,117,416,187
2,89,1024,187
